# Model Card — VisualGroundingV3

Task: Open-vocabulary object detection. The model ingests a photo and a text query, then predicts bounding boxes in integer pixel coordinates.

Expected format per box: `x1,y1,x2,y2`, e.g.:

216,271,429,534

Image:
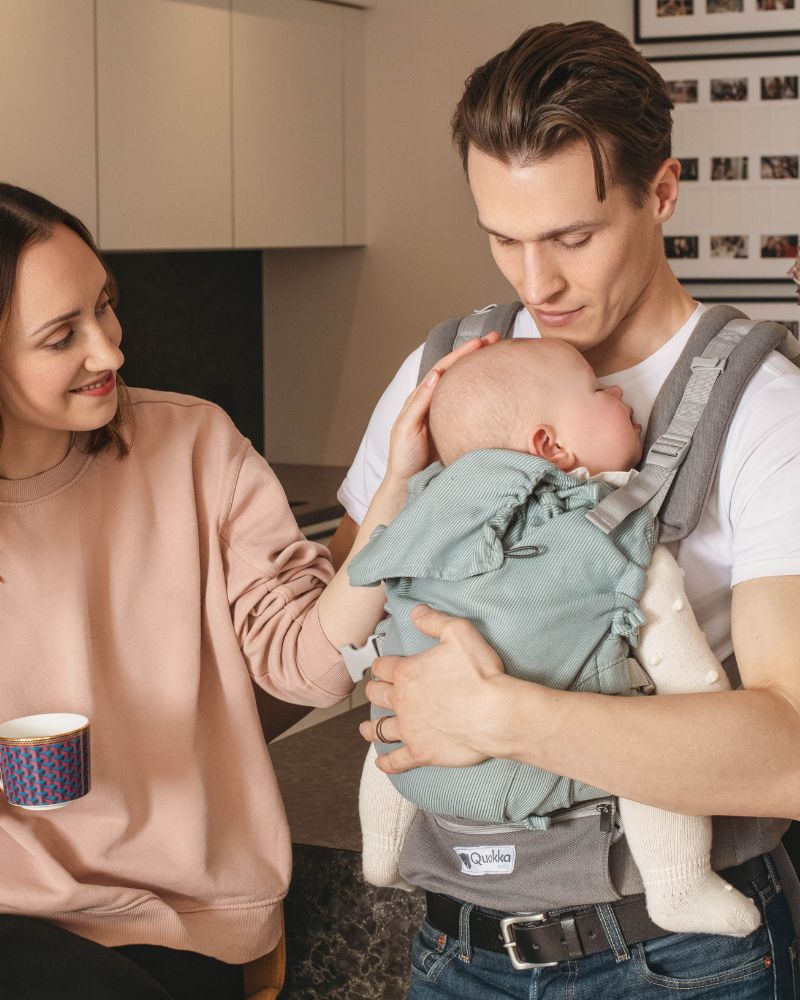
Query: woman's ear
527,426,576,470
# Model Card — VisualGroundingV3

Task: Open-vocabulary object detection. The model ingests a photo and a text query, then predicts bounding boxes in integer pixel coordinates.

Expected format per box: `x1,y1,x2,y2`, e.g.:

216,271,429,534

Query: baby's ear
527,426,576,471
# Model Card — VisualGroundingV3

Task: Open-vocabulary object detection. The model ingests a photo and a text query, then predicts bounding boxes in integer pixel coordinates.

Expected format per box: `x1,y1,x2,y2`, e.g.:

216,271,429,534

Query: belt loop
595,903,630,963
458,902,474,963
763,852,782,895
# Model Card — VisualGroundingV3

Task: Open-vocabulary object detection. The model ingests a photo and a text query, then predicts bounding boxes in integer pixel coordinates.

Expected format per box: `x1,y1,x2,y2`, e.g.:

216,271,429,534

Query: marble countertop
271,705,427,998
269,703,370,852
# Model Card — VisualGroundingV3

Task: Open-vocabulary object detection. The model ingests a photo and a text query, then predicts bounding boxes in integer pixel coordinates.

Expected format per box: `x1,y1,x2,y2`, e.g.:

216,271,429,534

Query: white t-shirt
338,303,800,663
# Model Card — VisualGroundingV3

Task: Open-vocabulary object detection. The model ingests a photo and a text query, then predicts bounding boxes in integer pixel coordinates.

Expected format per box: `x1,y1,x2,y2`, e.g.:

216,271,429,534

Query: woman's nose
85,322,124,372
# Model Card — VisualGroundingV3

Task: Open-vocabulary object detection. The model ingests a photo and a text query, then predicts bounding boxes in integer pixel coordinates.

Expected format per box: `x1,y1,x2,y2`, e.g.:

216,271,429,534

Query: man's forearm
484,676,800,819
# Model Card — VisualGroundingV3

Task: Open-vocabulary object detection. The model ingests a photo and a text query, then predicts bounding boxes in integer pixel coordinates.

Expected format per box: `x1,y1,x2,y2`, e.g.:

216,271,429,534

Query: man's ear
651,158,681,225
528,426,576,470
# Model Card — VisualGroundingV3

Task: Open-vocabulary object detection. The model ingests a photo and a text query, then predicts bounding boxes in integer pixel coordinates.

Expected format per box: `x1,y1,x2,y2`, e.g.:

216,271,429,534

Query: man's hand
360,604,512,773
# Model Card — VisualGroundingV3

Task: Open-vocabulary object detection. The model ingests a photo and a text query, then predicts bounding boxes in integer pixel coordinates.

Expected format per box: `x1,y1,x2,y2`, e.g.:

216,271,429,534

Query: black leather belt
425,854,767,969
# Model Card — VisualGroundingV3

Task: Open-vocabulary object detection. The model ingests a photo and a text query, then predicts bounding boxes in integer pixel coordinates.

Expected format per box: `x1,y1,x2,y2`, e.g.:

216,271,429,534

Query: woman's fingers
443,329,501,367
385,332,501,485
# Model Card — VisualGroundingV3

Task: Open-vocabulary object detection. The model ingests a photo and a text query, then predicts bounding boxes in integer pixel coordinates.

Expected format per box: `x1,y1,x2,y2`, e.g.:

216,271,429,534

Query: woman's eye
48,330,74,351
96,299,111,315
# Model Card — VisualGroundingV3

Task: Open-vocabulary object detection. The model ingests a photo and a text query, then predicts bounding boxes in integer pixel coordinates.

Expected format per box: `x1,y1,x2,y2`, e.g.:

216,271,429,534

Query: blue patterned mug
0,714,90,810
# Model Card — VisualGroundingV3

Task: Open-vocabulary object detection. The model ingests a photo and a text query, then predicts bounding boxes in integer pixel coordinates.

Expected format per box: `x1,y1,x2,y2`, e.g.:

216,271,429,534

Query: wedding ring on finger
375,715,392,744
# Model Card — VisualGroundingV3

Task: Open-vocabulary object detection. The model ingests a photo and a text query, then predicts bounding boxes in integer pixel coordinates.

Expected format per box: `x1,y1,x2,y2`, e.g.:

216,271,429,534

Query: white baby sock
359,743,417,890
621,546,760,936
621,799,761,937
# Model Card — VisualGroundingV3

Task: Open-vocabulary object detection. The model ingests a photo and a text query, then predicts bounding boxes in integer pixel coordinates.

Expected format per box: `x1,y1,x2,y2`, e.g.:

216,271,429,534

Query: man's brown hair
451,20,674,206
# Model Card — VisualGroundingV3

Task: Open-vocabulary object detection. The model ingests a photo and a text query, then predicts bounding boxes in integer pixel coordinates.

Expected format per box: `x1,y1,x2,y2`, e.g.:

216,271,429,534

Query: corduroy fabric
348,450,655,827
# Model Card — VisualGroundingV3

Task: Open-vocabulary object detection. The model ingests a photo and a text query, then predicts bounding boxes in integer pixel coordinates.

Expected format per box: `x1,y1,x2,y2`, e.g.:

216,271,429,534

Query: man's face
467,142,668,365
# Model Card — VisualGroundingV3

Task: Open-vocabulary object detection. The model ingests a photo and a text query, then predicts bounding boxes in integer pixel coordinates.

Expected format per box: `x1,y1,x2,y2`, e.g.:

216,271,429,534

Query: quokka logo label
453,845,515,876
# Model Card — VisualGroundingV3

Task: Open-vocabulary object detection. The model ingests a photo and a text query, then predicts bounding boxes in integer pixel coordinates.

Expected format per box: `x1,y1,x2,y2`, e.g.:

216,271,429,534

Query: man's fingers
370,655,399,683
358,716,401,745
409,603,462,639
375,744,420,774
365,676,394,711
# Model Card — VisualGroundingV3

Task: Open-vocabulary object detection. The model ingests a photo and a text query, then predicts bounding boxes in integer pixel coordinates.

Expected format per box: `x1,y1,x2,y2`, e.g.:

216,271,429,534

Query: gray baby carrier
416,303,800,858
343,301,800,906
350,302,800,827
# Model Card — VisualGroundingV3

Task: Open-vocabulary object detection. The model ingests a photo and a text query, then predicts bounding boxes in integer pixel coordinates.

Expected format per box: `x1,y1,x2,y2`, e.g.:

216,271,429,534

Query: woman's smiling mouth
70,371,116,397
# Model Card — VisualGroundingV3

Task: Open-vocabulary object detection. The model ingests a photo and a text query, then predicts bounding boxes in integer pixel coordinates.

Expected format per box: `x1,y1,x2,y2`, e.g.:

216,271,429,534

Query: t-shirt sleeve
337,344,424,524
725,366,800,586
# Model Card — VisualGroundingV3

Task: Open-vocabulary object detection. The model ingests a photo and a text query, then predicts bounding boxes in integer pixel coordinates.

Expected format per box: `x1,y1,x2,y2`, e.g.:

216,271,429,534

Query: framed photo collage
636,1,800,312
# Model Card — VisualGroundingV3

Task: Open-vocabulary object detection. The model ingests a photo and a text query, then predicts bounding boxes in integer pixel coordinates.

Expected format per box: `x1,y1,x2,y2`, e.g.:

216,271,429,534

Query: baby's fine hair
429,339,563,465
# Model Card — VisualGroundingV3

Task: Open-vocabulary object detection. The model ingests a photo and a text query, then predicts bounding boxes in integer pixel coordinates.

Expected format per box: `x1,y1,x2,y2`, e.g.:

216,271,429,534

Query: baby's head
429,339,642,475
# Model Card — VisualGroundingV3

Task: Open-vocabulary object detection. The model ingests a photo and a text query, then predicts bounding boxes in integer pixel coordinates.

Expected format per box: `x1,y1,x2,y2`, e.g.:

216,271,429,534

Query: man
329,20,800,998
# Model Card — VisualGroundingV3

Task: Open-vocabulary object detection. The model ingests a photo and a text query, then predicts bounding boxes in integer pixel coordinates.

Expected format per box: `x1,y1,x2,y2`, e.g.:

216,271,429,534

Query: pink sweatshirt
0,389,352,962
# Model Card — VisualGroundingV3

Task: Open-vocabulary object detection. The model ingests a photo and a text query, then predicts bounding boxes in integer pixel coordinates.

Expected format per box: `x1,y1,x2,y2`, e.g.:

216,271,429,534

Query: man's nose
520,246,566,305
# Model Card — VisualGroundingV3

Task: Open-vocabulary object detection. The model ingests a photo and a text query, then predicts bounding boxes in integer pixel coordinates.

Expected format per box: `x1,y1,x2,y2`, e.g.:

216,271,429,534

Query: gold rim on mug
0,724,89,748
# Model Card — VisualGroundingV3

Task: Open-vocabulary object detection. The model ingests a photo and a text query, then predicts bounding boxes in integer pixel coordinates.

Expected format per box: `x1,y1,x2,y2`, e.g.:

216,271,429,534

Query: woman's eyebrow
28,279,108,338
28,310,80,338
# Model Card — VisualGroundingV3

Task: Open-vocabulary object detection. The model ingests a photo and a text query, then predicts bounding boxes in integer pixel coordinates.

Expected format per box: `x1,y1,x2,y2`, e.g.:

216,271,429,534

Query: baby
353,337,761,938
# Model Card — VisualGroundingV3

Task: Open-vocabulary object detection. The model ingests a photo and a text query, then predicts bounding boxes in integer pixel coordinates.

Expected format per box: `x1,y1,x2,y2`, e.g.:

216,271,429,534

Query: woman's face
0,225,124,471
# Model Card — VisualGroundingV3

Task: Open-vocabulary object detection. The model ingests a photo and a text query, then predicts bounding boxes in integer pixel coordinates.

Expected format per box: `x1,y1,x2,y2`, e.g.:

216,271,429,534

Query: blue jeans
408,855,800,999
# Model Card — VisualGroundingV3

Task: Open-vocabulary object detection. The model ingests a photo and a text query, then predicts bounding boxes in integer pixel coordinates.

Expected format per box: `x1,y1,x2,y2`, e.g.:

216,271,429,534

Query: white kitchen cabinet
232,0,346,247
96,0,232,250
0,0,364,251
343,4,366,246
0,0,97,235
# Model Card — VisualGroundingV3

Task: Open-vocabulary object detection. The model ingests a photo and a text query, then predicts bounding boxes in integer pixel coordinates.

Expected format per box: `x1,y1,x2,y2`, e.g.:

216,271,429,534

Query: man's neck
584,264,697,377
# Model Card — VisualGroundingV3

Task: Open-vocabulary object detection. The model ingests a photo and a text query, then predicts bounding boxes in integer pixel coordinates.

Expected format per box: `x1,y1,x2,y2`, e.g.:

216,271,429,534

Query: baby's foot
644,865,761,937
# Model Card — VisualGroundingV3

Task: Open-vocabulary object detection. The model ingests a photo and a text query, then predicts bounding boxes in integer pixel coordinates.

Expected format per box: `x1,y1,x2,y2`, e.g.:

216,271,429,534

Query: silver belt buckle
499,913,559,971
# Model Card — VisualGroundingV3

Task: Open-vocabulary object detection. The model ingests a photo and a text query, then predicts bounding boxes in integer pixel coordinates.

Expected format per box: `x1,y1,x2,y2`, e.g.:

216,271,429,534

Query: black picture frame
635,0,800,44
652,49,800,281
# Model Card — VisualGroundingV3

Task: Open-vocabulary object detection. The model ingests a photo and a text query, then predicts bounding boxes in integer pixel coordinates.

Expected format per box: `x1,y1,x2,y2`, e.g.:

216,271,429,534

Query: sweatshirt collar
0,435,92,504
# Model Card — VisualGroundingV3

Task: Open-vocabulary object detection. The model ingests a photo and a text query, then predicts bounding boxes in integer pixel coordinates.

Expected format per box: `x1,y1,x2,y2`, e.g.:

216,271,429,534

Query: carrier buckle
499,914,558,970
645,433,691,469
690,354,727,373
340,632,381,683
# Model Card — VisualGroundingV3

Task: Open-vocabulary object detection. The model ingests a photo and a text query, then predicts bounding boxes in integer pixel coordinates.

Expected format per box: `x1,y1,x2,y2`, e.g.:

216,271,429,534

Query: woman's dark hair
451,21,674,206
0,182,131,457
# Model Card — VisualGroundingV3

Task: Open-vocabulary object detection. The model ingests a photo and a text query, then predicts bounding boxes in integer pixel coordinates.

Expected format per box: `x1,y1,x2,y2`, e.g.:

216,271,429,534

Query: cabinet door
233,0,345,247
96,0,232,250
0,0,97,235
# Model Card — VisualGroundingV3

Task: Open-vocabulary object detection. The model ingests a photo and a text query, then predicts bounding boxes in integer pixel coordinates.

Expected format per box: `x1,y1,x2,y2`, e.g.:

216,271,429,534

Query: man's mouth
532,307,584,328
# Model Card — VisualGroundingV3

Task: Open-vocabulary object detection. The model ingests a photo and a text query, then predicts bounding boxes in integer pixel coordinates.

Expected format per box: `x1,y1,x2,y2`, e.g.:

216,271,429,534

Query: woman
0,183,491,1000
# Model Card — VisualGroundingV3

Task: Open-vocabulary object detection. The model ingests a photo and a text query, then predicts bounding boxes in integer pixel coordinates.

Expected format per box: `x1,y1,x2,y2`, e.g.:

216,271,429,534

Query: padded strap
417,302,522,384
587,317,776,535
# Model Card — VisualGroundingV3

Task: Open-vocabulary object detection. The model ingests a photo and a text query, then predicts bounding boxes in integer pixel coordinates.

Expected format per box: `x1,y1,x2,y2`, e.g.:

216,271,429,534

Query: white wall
262,0,634,465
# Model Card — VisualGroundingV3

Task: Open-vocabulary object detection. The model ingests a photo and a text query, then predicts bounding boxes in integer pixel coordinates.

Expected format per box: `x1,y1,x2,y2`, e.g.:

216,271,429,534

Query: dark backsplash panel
103,250,264,452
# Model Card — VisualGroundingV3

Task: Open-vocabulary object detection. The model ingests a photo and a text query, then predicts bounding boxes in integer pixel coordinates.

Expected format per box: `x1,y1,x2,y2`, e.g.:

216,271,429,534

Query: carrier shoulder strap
416,301,522,385
587,304,800,541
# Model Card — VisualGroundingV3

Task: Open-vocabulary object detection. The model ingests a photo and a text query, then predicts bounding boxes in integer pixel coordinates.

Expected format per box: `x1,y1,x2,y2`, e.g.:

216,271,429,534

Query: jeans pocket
631,920,774,995
410,921,460,983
